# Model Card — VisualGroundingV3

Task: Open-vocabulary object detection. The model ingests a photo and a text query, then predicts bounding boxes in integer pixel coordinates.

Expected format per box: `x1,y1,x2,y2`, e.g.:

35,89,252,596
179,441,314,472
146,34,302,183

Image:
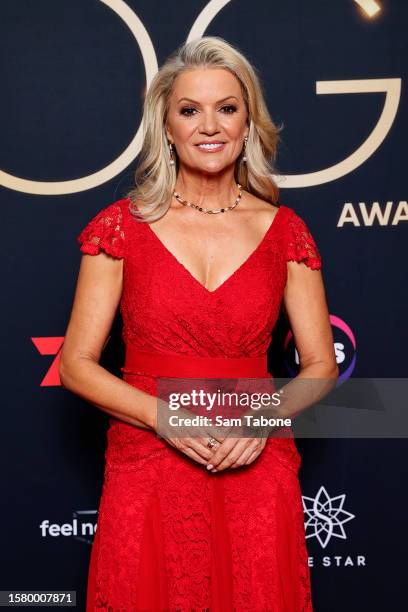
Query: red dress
77,196,321,612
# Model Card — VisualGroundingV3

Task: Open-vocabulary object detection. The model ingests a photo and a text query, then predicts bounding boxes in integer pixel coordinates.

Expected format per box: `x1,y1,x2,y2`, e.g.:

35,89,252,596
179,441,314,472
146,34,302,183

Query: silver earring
169,142,175,166
242,136,248,163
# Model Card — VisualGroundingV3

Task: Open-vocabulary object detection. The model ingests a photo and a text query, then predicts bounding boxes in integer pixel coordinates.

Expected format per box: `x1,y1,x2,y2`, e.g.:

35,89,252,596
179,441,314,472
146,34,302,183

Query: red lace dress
77,197,321,612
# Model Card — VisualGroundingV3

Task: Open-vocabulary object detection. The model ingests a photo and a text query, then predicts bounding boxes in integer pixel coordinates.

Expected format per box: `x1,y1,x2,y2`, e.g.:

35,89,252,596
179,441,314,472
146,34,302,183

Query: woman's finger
229,441,259,468
244,447,263,465
209,438,254,472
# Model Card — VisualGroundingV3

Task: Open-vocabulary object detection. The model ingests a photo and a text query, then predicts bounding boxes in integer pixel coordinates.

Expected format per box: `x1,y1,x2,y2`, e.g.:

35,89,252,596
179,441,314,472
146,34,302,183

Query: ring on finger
207,437,218,449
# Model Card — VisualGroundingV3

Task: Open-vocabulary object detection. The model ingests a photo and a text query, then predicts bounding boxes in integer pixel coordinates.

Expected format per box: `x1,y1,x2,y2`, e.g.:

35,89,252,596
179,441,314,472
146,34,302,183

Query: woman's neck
174,167,240,208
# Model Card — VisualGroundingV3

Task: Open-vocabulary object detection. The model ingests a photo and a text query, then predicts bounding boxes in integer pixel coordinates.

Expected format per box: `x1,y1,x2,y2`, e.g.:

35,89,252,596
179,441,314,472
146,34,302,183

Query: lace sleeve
286,210,322,270
77,201,125,259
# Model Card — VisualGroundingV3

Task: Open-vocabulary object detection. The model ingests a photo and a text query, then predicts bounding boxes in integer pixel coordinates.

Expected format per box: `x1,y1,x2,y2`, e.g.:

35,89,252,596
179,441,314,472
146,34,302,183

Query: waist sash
121,347,269,378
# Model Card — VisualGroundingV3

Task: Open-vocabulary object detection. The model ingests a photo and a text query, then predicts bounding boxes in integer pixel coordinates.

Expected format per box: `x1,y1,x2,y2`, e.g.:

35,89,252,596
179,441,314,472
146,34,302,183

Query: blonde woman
60,36,337,611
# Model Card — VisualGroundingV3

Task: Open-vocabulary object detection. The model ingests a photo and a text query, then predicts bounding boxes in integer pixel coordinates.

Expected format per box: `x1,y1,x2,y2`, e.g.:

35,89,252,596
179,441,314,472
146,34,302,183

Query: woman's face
165,68,249,175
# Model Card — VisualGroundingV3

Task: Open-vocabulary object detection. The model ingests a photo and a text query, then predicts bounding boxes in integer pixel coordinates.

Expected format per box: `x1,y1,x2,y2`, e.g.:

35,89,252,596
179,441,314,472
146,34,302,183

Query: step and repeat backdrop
1,1,407,610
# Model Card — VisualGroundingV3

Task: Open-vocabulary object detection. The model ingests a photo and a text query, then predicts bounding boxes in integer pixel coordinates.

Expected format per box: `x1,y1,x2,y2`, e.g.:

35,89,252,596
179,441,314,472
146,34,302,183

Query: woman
60,36,338,611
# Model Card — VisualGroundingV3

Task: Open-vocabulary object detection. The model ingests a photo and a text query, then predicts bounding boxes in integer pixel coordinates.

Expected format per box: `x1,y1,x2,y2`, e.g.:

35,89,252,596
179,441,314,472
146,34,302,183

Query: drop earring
242,136,248,163
169,142,175,166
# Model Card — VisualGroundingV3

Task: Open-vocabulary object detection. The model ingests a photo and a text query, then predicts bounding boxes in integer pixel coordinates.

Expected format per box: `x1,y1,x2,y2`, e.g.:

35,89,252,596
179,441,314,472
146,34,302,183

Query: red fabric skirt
86,350,313,611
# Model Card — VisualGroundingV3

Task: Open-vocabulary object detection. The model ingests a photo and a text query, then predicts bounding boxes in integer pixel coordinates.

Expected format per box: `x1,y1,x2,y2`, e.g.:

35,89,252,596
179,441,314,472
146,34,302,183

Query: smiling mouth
196,143,226,151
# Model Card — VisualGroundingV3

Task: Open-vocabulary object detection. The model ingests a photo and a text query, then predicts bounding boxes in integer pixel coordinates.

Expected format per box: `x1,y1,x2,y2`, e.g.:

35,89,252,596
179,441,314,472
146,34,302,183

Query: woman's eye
179,104,238,116
180,107,196,116
221,105,237,113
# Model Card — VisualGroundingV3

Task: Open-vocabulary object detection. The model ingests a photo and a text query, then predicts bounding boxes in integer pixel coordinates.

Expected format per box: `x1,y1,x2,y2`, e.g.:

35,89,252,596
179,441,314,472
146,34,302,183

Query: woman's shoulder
276,204,322,270
247,193,322,270
76,197,134,259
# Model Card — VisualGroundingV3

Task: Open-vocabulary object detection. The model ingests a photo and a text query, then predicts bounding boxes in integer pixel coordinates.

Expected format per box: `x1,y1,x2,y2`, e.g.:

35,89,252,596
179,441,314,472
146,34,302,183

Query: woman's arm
59,252,157,430
276,261,339,420
283,261,338,379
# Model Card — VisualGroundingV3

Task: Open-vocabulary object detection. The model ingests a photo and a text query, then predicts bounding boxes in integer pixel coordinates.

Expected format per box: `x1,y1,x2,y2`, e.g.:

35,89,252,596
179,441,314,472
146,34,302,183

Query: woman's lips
196,142,226,152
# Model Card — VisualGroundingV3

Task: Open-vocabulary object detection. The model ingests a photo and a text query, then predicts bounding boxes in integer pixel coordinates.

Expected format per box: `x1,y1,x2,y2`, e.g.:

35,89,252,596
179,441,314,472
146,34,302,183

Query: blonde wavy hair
126,36,283,223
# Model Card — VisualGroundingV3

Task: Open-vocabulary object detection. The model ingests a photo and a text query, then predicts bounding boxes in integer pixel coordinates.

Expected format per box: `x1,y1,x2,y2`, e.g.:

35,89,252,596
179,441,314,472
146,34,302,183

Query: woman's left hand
206,435,268,472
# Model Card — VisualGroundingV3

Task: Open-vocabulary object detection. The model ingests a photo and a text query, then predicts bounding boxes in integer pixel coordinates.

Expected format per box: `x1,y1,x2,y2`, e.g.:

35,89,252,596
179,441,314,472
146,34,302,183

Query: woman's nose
199,111,219,135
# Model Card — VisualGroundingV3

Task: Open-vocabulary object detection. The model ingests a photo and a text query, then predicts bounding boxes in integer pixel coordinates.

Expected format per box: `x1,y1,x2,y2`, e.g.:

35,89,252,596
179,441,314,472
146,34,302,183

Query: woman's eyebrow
176,96,239,104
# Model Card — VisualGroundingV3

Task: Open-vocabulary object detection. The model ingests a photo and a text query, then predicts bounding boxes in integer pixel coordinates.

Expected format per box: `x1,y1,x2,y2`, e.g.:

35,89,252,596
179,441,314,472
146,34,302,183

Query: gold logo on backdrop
0,0,158,195
1,0,399,195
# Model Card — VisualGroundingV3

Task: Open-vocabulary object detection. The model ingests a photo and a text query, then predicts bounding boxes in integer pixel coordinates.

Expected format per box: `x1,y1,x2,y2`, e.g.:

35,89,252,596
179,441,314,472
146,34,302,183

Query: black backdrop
1,1,407,610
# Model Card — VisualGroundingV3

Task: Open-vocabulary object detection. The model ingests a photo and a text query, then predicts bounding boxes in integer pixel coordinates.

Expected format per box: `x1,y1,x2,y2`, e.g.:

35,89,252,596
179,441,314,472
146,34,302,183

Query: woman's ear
165,124,173,143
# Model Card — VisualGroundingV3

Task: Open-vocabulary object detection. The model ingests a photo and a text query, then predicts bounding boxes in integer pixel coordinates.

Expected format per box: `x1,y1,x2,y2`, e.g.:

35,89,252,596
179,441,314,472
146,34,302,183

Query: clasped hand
156,404,281,473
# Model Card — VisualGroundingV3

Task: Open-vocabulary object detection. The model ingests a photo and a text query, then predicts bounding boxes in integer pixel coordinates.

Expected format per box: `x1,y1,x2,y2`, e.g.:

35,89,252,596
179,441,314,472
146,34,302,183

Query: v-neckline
137,202,285,296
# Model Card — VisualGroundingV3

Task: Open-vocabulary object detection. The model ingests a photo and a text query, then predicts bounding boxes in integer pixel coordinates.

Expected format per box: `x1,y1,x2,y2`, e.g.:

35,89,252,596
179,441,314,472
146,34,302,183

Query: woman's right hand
151,405,231,466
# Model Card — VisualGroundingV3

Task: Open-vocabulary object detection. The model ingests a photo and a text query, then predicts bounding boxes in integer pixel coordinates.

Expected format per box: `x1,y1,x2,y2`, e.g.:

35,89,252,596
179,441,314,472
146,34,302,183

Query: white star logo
302,486,355,549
